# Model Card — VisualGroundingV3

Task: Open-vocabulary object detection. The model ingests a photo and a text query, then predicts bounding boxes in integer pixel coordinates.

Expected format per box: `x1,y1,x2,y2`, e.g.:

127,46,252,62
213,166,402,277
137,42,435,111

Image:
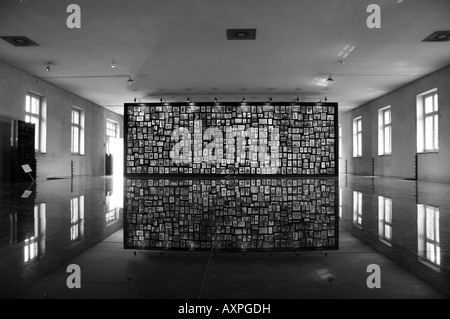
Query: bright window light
378,106,391,155
353,117,362,157
25,93,46,152
417,90,438,153
418,204,441,268
70,196,84,242
353,191,362,227
378,196,393,246
71,108,85,155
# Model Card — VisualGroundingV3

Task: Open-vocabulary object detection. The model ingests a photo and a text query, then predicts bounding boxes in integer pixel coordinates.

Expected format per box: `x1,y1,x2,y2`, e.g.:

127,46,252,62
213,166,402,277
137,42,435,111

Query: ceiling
0,0,449,116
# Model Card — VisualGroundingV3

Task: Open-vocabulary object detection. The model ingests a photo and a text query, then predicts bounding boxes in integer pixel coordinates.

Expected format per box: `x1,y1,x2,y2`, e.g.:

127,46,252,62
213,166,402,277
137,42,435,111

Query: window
353,117,362,157
70,196,84,242
71,108,85,155
25,93,46,152
353,191,362,228
418,204,440,268
378,196,392,246
106,120,119,138
378,106,391,155
106,119,119,155
338,125,342,158
417,90,438,153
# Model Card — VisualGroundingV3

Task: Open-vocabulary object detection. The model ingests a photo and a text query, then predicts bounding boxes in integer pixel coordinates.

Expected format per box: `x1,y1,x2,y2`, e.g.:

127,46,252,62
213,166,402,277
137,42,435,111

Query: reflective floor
124,177,338,251
0,175,448,298
0,177,123,298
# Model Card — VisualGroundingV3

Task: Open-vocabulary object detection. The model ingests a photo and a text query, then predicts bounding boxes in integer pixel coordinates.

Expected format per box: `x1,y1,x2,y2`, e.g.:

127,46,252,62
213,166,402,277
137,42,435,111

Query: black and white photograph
0,0,449,307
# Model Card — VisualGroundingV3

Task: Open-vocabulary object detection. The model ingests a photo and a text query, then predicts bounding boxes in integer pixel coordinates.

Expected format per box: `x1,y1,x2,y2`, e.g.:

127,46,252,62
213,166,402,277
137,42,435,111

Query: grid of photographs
124,177,338,251
125,103,338,176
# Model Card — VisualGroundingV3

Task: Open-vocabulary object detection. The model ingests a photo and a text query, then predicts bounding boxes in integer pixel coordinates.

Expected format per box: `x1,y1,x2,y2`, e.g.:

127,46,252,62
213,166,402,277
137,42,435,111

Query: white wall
339,64,450,183
0,60,123,182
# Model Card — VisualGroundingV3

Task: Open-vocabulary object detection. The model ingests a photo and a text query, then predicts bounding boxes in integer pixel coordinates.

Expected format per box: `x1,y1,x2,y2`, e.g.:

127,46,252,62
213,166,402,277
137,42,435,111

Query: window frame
378,106,392,156
353,117,362,158
417,89,439,153
71,107,85,155
25,92,46,153
106,119,119,138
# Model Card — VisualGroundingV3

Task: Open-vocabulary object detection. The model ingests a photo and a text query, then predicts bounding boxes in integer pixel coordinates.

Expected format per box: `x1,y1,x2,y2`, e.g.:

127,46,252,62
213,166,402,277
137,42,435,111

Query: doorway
106,119,123,177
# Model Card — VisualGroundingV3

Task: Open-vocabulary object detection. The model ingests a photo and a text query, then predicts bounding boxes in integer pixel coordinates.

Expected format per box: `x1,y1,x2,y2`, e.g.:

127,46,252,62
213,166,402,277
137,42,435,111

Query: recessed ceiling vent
227,29,257,40
1,36,39,47
422,31,450,42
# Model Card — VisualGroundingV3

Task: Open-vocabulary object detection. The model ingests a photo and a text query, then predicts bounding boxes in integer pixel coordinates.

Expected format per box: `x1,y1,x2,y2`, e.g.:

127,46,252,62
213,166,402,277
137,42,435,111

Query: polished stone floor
0,175,448,298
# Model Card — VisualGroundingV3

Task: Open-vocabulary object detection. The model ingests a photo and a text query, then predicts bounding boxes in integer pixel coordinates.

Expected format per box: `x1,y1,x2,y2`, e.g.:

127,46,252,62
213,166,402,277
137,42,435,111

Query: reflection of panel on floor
15,185,37,243
124,178,338,251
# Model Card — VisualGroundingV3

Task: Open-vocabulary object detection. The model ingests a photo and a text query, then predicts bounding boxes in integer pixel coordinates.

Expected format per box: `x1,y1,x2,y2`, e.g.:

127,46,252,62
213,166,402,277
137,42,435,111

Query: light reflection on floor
339,174,449,296
0,177,123,298
0,175,448,298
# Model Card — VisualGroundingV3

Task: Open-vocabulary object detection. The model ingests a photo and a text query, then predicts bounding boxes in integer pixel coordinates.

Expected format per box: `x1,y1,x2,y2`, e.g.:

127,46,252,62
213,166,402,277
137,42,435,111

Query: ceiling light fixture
319,96,328,102
0,36,39,47
242,96,246,103
187,97,192,103
422,31,450,42
226,29,257,40
296,97,300,102
111,60,116,68
134,97,141,103
127,77,134,86
326,75,335,83
160,97,167,103
268,97,272,102
46,64,50,72
214,97,218,103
